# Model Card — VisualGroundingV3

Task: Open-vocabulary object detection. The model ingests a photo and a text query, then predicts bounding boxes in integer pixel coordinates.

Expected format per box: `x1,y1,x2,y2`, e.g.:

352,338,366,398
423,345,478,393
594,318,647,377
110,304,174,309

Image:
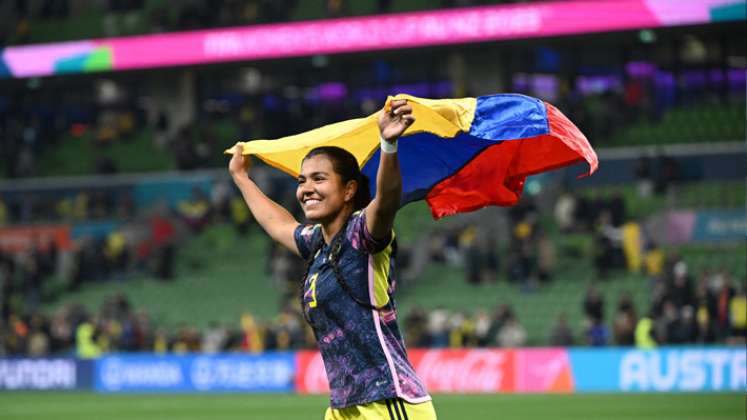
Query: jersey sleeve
347,210,393,255
294,224,320,260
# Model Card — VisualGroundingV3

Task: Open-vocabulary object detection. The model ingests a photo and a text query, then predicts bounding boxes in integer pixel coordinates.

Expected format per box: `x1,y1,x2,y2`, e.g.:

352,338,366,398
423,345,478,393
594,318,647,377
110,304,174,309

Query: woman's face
297,154,355,223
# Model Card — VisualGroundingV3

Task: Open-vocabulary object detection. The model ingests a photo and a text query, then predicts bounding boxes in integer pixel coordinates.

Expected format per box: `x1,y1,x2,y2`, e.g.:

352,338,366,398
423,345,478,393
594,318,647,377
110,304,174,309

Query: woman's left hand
378,99,415,142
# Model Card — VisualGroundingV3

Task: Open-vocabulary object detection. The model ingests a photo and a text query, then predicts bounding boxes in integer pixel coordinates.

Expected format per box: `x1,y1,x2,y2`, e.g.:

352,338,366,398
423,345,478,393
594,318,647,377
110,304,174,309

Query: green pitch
1,393,744,420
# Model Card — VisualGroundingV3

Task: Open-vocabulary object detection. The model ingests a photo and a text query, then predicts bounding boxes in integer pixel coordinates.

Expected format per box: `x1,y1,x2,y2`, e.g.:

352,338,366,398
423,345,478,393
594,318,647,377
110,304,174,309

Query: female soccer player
229,99,436,420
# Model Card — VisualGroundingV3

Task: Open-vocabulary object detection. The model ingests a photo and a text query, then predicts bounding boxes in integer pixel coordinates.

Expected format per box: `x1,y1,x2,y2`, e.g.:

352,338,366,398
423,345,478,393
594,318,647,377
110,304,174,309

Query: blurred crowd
3,253,743,357
0,179,261,318
0,292,314,357
578,256,747,348
2,134,745,357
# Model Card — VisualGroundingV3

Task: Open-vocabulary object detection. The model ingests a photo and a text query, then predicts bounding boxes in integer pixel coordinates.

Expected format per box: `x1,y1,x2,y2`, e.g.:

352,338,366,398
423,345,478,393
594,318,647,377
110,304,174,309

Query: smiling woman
296,146,372,225
228,99,437,420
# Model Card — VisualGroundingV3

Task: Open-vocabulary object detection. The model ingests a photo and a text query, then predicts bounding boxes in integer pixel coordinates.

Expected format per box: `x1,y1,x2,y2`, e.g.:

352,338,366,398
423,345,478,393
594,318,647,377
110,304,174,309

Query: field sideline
1,393,744,420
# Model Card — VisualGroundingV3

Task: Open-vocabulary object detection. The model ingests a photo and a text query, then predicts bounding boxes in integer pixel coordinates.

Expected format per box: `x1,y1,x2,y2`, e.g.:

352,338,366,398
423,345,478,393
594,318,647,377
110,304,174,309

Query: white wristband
380,136,398,154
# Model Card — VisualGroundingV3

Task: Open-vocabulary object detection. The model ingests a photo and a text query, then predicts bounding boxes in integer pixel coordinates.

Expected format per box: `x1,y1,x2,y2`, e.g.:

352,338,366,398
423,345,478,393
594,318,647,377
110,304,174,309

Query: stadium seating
608,103,745,147
37,129,175,177
17,100,743,180
578,180,746,220
42,190,746,345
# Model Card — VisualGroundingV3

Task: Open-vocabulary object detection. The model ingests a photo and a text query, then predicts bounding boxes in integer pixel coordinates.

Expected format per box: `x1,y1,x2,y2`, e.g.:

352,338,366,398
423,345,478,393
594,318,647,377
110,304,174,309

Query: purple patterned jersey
294,210,430,408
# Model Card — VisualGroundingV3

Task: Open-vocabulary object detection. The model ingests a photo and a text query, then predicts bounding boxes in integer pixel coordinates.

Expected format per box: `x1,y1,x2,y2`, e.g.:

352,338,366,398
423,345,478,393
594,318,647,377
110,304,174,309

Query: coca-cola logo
411,349,514,392
295,349,516,394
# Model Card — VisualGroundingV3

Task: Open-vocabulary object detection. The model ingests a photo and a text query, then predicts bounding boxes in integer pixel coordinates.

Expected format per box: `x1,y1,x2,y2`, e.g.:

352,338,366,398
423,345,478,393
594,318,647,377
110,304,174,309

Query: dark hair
302,146,371,211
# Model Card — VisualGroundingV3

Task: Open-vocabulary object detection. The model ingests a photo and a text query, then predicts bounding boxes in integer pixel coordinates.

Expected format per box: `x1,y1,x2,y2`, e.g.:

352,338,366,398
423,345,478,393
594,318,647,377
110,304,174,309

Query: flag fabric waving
226,93,598,219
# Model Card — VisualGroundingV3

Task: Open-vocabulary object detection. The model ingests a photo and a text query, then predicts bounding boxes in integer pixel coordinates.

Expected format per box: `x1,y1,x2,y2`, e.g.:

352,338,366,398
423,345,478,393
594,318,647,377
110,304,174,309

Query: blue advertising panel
94,353,295,393
71,221,122,239
569,347,746,392
0,358,92,391
133,177,213,209
691,210,746,242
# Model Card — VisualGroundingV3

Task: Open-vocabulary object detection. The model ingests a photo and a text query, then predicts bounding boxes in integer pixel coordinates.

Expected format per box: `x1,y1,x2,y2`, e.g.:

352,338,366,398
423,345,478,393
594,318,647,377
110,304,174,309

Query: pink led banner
1,0,743,78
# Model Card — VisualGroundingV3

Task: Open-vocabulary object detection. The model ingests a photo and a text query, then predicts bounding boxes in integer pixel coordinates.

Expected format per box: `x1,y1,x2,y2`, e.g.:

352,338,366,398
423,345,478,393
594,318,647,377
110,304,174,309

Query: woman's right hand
228,143,251,178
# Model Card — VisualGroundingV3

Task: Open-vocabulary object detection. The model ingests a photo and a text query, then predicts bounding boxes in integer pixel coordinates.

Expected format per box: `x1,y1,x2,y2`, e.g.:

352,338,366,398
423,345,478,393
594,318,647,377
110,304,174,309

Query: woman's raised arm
229,145,301,256
365,99,414,240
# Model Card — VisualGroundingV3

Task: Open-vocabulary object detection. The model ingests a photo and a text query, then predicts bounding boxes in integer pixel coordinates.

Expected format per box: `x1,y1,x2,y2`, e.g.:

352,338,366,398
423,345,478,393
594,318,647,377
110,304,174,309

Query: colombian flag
227,93,598,219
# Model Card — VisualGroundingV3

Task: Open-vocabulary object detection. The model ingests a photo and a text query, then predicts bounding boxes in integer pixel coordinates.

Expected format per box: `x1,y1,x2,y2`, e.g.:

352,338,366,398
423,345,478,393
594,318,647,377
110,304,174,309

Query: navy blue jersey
295,210,430,408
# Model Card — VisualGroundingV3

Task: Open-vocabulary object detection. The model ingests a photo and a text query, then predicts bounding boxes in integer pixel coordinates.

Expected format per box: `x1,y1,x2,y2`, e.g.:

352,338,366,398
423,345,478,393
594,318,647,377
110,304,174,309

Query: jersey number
307,273,319,308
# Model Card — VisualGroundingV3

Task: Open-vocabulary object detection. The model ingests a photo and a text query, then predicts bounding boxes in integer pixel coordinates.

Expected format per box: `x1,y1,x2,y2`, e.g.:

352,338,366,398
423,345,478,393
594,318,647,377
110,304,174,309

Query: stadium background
0,0,745,419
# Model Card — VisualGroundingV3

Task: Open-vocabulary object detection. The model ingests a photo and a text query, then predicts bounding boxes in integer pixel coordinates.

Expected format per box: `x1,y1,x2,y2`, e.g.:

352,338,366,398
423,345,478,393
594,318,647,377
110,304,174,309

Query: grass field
1,393,744,420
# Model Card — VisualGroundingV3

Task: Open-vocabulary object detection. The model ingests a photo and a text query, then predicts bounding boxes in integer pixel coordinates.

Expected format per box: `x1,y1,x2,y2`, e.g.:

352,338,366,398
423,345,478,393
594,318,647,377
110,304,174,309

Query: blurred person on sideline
548,313,575,346
497,313,527,348
228,99,436,419
728,283,747,344
612,292,637,346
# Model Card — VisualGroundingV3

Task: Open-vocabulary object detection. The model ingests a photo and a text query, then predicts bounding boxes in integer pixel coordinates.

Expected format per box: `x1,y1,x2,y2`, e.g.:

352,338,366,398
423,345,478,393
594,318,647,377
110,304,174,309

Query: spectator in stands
150,205,176,280
4,312,29,355
210,179,232,223
325,0,349,18
608,193,626,228
655,154,681,196
20,251,42,310
1,260,15,321
548,313,575,346
635,156,654,198
427,306,450,348
448,311,476,347
462,225,499,285
536,231,556,283
635,311,657,349
728,284,747,343
172,324,202,353
714,274,735,339
153,327,170,353
677,305,698,343
667,261,694,309
583,284,605,323
473,310,493,347
611,292,636,345
103,229,130,282
240,312,263,353
0,199,7,226
49,306,74,353
275,307,305,350
177,187,211,233
643,241,665,277
553,190,577,233
662,300,686,343
462,225,481,284
0,318,9,356
592,209,624,278
583,317,609,347
404,306,429,348
507,225,535,291
497,313,527,348
693,278,718,343
486,304,514,345
75,312,101,359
